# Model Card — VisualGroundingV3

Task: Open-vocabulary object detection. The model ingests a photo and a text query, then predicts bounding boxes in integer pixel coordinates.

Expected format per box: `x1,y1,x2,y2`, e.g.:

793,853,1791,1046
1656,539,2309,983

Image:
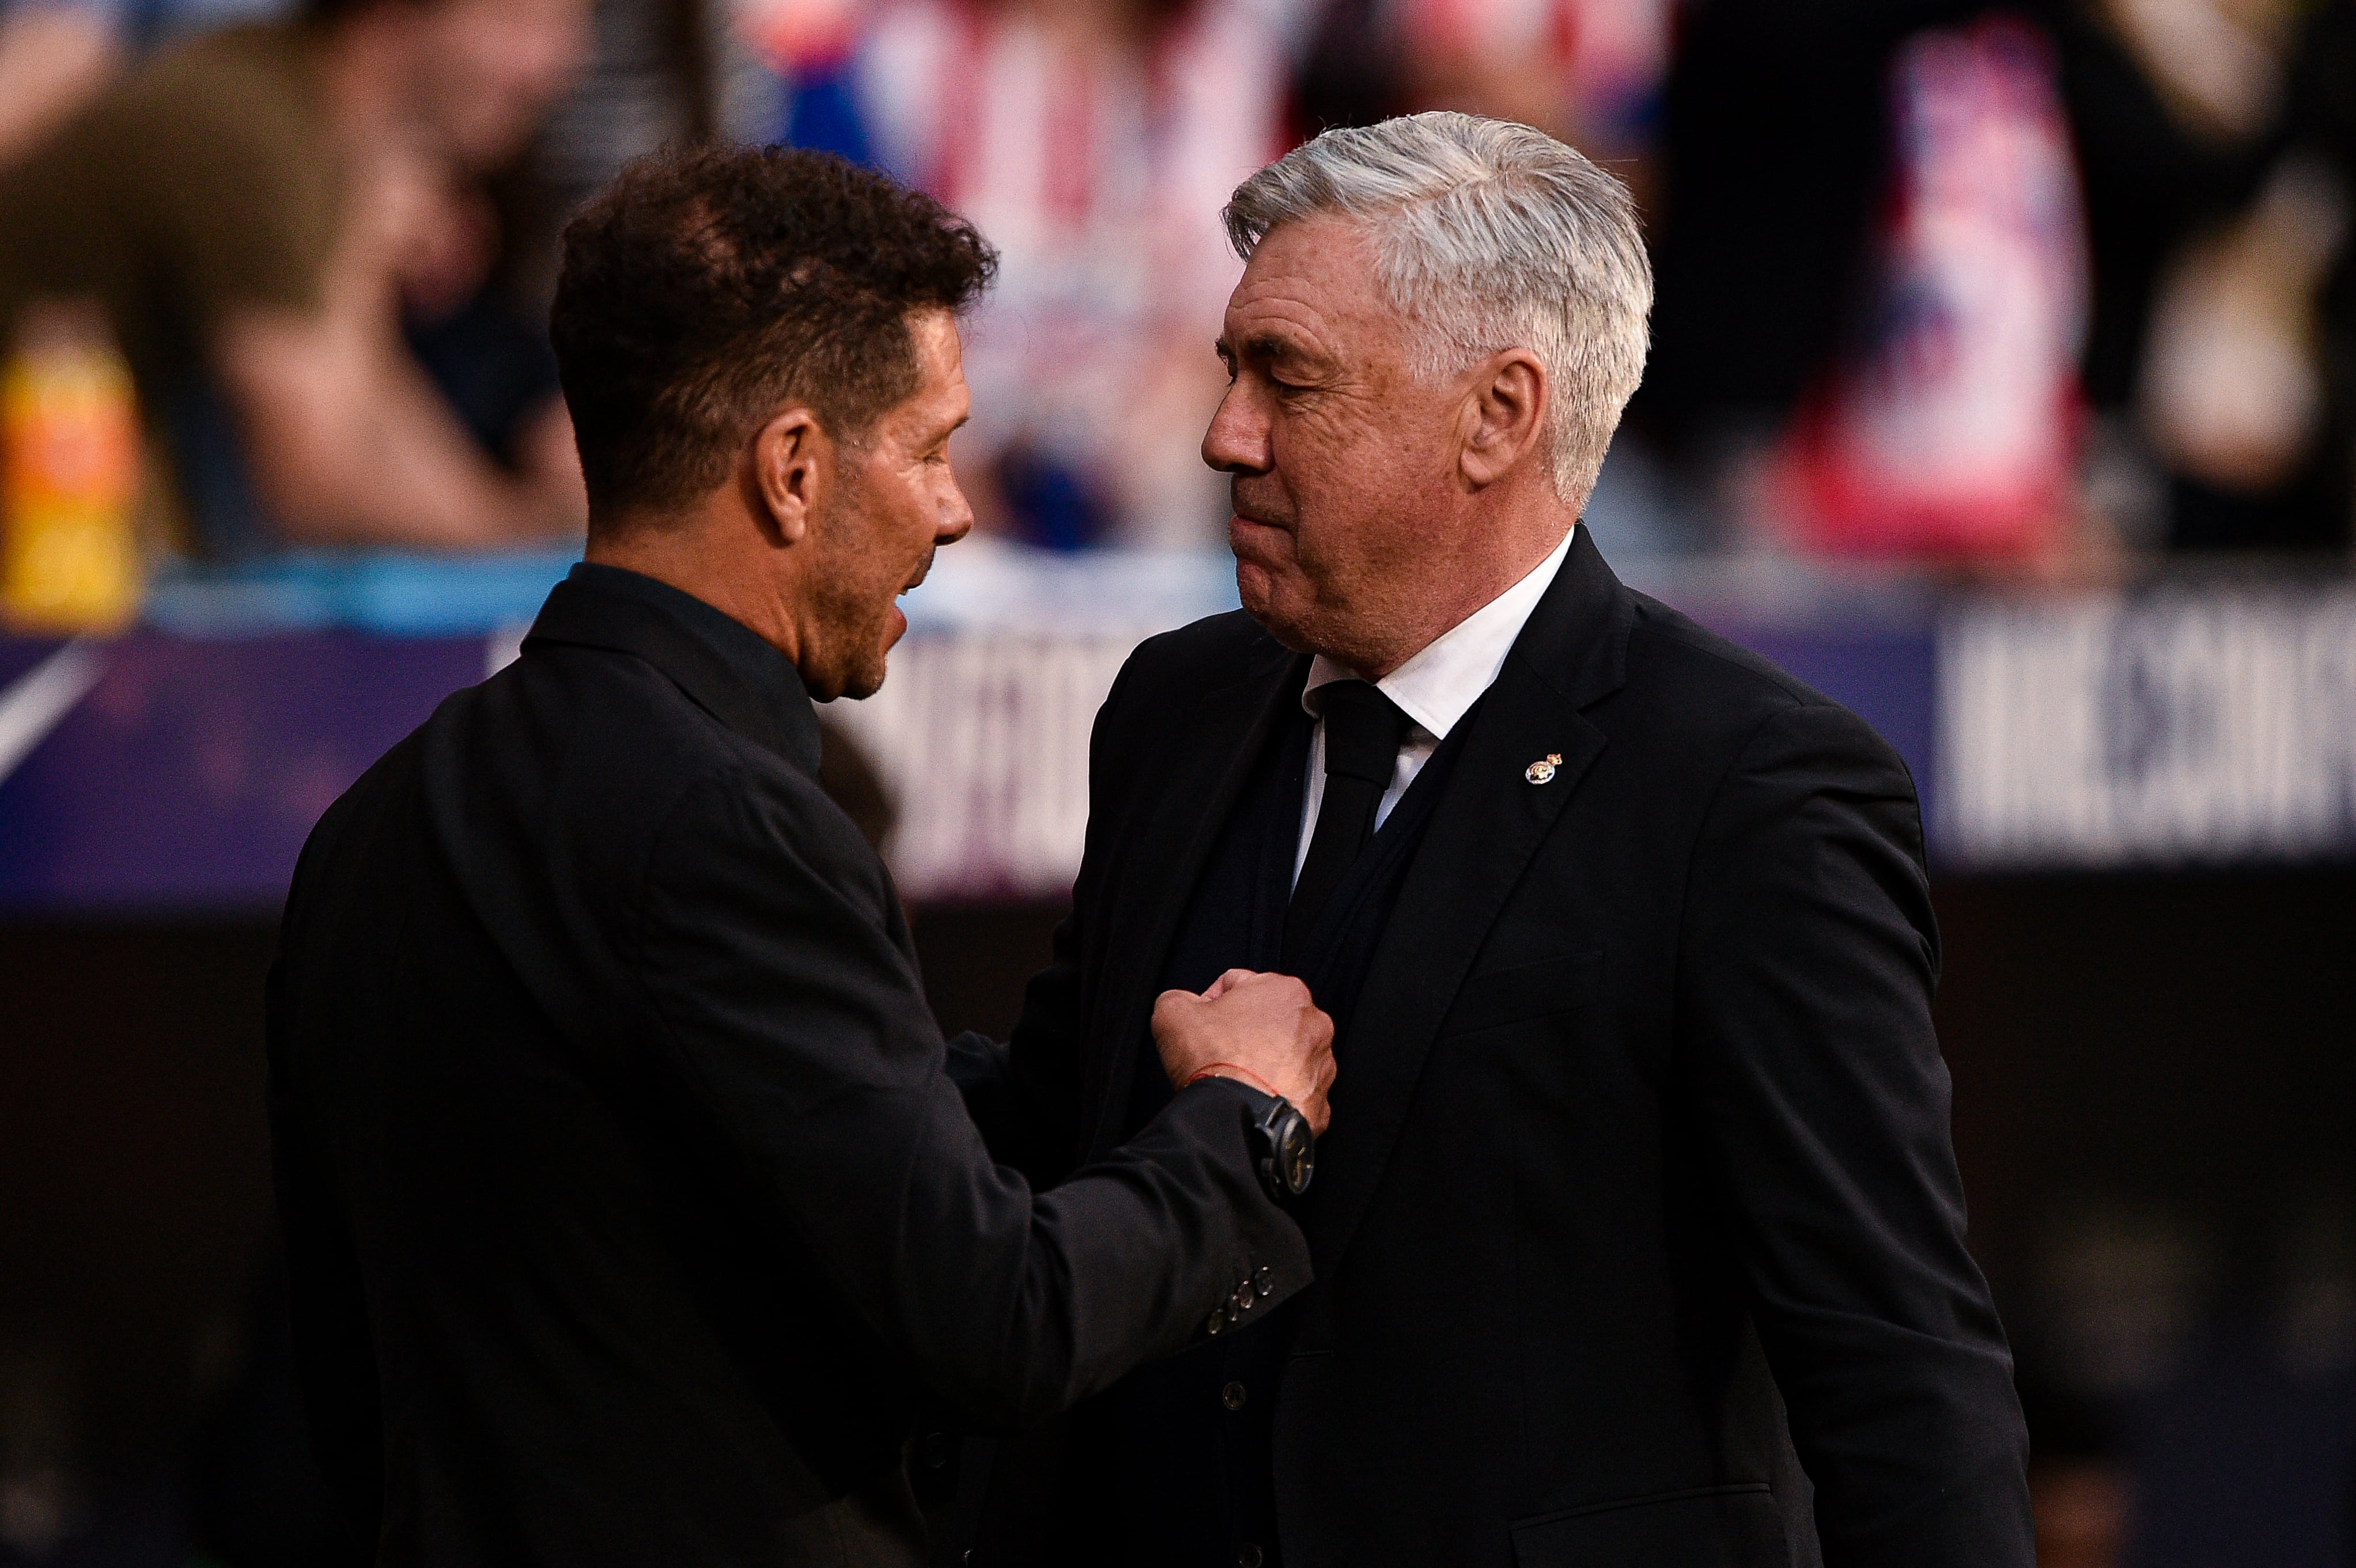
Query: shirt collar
1302,524,1577,742
562,562,823,776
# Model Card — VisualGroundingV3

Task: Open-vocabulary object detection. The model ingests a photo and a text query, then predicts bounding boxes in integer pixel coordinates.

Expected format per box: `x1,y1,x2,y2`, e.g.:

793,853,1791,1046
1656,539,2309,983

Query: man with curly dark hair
267,145,1337,1566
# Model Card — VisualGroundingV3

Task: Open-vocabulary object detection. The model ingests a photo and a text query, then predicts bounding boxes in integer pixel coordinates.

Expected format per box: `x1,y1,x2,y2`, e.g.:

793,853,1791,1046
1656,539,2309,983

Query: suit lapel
1083,641,1307,1157
1298,528,1633,1274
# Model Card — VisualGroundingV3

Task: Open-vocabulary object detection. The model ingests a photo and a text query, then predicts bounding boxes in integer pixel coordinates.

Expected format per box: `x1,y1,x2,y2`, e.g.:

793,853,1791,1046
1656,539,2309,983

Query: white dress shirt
1294,525,1577,881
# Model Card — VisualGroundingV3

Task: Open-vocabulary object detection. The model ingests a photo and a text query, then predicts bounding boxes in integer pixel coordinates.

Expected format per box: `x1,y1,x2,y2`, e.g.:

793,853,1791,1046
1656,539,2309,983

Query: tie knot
1319,680,1409,785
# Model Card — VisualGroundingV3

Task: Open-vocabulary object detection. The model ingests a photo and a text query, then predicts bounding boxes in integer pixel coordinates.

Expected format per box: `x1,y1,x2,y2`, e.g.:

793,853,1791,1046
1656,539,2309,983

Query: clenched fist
1152,970,1336,1134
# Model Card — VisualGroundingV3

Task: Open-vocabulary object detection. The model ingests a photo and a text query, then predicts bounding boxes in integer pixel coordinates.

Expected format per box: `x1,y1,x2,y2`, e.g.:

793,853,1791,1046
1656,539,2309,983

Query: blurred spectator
1632,0,2052,555
1631,0,2353,560
1579,0,1960,448
508,0,777,306
754,0,1296,549
2112,0,2356,551
2138,152,2346,547
1773,16,2089,563
396,164,584,499
1,0,320,173
1295,0,1669,191
0,1,118,165
0,0,589,558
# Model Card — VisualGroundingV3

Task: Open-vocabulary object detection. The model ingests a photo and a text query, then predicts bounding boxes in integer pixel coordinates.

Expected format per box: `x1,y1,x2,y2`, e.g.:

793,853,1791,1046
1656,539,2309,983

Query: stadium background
2,0,2353,1562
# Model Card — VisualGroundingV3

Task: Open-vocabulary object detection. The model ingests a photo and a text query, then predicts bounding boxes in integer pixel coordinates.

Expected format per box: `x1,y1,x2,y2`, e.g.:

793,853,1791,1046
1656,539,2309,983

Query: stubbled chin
1239,562,1336,658
1235,559,1273,607
1234,562,1307,647
843,611,905,700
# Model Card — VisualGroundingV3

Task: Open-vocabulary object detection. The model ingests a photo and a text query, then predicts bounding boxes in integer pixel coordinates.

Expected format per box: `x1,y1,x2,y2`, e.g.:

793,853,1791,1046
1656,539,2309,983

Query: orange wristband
1181,1062,1281,1099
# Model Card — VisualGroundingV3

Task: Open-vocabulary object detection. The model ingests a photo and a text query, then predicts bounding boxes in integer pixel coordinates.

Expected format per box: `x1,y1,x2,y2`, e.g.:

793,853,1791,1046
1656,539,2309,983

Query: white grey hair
1223,112,1652,510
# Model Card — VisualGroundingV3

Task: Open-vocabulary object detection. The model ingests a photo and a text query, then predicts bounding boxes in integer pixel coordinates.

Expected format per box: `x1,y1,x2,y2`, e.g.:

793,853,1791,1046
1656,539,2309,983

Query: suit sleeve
1676,702,2033,1568
629,762,1309,1429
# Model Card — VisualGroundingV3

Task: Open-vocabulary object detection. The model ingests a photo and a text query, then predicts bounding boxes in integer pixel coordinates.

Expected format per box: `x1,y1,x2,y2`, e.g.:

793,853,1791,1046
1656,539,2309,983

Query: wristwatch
1238,1085,1315,1199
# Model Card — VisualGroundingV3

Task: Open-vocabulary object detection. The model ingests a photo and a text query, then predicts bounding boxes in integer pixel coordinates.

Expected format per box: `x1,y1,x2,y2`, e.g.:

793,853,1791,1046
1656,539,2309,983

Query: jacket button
1238,1544,1264,1568
1205,1309,1226,1336
1253,1267,1273,1297
917,1431,952,1468
1221,1381,1247,1411
1234,1286,1255,1313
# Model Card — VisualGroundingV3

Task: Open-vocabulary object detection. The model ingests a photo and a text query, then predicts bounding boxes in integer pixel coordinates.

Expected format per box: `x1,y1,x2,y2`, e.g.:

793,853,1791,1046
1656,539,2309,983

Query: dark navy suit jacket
951,530,2033,1568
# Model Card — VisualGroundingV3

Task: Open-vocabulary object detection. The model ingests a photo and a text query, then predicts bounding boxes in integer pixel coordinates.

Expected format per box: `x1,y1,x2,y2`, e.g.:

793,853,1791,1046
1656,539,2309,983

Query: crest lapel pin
1525,753,1562,786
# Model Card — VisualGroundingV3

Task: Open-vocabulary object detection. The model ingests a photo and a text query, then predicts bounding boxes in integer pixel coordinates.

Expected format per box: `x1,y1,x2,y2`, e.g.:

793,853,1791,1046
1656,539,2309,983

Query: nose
936,473,975,546
1202,381,1270,476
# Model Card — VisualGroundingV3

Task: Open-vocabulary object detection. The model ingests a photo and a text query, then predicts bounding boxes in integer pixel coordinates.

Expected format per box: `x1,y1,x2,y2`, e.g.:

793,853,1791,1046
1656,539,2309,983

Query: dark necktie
1285,679,1410,963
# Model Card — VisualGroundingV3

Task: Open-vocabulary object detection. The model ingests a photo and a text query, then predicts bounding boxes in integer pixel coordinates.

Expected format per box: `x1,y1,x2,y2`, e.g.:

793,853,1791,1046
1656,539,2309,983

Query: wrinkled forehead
1220,216,1400,361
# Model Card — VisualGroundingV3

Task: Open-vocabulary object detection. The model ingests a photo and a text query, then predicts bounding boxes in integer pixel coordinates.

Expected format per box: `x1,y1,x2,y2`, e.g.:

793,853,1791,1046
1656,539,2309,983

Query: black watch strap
1230,1084,1314,1199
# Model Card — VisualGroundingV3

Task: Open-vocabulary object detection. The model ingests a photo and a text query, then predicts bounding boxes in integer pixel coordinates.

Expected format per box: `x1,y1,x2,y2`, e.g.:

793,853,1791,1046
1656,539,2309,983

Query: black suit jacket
952,531,2033,1567
267,565,1310,1567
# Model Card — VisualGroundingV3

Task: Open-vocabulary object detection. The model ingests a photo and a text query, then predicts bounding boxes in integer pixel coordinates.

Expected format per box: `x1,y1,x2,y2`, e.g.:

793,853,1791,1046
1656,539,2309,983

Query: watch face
1278,1113,1314,1194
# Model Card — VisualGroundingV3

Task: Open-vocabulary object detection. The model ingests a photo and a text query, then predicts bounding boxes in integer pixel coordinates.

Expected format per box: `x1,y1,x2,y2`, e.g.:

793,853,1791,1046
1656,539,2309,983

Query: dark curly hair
551,146,998,520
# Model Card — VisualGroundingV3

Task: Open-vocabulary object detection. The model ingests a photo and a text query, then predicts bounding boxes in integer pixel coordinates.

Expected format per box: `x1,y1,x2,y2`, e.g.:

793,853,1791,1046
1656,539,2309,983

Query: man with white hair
948,113,2033,1567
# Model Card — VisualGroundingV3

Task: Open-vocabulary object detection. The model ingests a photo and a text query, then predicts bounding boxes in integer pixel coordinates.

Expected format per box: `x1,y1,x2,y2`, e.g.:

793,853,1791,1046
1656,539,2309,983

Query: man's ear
1458,349,1547,490
749,407,830,544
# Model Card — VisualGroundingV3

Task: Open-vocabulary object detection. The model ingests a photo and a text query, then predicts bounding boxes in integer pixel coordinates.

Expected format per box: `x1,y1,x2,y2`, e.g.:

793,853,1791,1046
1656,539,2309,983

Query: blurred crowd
0,0,2351,585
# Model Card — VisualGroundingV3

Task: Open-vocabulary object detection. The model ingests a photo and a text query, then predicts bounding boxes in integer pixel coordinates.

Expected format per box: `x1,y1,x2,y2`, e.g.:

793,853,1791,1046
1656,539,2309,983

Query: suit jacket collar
522,564,825,778
1510,520,1632,710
